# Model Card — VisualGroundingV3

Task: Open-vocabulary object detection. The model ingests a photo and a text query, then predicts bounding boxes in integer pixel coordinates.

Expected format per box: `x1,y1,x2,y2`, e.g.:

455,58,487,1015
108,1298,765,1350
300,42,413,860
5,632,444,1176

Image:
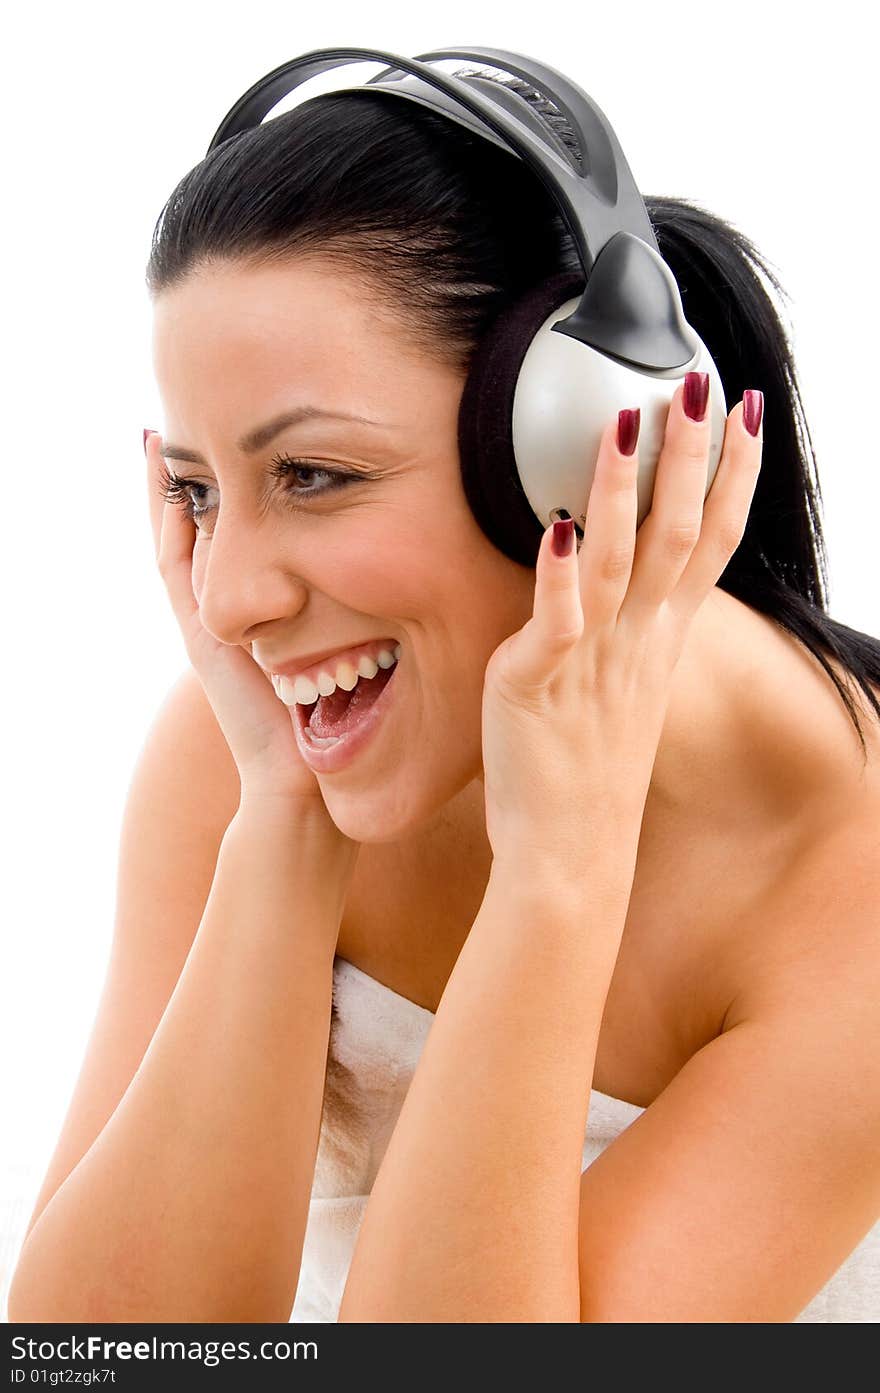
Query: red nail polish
683,372,709,422
552,518,575,557
743,390,763,437
617,408,640,456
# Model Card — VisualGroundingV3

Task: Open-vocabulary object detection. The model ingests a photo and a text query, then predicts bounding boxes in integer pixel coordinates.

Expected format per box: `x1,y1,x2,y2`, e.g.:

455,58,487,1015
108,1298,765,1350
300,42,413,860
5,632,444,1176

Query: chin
322,782,423,845
319,745,482,846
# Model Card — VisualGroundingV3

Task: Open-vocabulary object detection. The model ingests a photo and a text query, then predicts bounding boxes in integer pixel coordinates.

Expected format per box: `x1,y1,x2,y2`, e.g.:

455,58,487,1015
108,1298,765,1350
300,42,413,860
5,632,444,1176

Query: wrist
229,798,361,896
236,789,353,845
488,827,641,901
484,843,639,986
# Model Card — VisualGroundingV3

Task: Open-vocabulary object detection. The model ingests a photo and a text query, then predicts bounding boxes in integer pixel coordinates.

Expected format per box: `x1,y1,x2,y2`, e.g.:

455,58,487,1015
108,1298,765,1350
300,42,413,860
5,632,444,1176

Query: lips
290,643,403,773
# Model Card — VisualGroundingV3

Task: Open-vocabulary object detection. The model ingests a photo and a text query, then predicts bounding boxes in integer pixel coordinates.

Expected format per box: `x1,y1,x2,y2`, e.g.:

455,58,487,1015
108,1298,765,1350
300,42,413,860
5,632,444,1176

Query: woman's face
151,258,536,842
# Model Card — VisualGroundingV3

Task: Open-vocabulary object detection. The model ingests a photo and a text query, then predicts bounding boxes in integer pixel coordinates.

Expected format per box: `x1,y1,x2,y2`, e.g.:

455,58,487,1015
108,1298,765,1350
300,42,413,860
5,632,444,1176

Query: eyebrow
159,405,386,464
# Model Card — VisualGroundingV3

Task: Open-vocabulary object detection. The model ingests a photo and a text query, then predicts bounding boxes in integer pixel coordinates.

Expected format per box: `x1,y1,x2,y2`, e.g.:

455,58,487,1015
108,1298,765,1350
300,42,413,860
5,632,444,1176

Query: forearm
338,842,638,1323
9,803,352,1323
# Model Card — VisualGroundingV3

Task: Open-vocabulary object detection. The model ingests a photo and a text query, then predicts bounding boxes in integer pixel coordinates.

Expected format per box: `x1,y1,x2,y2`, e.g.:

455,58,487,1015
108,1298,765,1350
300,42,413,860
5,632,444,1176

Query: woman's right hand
143,429,359,856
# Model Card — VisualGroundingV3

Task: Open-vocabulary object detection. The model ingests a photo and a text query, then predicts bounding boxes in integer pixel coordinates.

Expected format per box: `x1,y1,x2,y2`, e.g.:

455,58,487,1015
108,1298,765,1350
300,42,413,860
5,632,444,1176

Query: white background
2,0,877,1316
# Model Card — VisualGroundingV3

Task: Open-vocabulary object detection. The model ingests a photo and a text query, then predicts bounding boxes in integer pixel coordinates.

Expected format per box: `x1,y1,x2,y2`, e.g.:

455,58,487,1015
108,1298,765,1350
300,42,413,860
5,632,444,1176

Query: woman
9,70,880,1324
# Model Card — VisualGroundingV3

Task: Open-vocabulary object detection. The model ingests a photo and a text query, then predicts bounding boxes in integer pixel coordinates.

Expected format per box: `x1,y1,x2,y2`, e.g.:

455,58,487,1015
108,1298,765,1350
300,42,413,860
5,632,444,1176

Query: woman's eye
156,453,360,527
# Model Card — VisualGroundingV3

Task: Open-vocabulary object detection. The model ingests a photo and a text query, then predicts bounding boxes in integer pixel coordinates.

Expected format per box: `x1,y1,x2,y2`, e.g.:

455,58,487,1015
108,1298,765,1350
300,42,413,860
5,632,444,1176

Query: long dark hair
146,70,880,759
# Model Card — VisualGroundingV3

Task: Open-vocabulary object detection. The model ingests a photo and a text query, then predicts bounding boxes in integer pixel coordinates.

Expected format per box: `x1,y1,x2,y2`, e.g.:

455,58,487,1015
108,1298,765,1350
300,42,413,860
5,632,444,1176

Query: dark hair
146,69,880,759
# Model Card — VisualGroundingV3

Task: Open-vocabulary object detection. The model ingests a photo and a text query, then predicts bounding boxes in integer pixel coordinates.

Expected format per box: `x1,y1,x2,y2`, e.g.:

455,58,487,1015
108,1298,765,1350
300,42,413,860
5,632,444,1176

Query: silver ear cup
512,295,728,532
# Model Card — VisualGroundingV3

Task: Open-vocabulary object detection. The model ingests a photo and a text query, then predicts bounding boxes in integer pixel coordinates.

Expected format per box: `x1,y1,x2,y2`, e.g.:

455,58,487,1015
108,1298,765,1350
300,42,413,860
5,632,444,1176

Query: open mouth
297,658,400,742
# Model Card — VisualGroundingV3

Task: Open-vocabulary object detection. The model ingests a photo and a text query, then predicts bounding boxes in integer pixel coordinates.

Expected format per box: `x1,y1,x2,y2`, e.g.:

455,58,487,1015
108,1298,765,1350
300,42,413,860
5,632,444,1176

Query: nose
193,509,307,647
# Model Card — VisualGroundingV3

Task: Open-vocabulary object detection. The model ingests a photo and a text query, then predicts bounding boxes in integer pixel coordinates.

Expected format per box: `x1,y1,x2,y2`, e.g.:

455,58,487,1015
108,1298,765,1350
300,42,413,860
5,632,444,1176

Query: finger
157,495,201,638
144,429,167,560
146,432,201,638
575,412,641,630
674,396,763,614
490,517,584,694
536,513,585,644
625,379,711,612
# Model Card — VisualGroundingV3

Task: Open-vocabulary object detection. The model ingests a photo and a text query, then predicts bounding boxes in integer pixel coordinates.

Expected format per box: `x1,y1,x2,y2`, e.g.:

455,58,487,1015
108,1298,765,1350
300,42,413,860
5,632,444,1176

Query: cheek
328,537,430,608
188,530,437,613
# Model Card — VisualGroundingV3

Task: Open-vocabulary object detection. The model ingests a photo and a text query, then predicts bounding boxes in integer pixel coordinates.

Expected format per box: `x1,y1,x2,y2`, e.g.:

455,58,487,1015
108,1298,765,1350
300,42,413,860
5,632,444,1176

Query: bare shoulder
719,802,880,1032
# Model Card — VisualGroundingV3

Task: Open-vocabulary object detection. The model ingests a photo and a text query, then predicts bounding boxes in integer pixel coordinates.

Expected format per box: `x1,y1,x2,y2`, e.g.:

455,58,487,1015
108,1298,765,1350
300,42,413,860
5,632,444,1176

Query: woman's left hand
480,377,764,869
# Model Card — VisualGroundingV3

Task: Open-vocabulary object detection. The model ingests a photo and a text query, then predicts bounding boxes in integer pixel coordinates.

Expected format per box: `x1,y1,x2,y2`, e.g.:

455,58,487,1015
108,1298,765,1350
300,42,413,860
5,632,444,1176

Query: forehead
153,259,405,370
150,259,432,430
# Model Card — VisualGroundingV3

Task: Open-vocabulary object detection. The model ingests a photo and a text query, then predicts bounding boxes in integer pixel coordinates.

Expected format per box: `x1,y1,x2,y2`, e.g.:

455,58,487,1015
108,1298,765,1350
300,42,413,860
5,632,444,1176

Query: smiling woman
8,55,880,1326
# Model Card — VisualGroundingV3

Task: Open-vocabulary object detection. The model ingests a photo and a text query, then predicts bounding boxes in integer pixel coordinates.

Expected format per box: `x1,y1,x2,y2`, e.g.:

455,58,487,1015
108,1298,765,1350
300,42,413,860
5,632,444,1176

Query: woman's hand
143,429,359,855
480,376,764,868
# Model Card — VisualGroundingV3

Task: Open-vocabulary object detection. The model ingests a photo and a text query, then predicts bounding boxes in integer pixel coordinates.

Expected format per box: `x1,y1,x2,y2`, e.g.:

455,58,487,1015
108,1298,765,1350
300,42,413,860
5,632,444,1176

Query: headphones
207,45,727,568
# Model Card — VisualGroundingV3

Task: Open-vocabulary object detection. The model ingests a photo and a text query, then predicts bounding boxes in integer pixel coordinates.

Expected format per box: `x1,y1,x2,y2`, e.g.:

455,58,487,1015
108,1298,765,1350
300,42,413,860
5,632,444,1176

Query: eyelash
156,451,360,525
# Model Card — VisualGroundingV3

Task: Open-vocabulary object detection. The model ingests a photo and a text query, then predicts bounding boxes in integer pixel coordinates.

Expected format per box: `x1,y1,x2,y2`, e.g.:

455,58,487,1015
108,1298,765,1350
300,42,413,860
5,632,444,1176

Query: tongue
308,664,395,738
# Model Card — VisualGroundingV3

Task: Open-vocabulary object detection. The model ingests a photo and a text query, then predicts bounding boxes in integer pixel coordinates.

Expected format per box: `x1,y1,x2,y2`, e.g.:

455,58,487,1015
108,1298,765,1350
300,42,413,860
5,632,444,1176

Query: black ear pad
457,270,586,568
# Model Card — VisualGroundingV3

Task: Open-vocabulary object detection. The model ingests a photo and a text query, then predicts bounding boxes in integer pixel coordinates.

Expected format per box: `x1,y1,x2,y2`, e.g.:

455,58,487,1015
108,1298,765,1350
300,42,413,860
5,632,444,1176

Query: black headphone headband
205,45,698,372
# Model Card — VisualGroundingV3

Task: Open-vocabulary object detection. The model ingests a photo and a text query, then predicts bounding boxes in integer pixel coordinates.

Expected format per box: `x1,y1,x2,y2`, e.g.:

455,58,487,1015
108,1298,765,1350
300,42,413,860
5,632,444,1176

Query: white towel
290,955,879,1323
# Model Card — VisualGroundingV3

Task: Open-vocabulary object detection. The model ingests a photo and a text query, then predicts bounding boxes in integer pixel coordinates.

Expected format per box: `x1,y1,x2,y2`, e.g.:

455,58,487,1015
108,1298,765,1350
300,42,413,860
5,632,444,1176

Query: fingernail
143,427,157,455
743,390,764,437
552,517,575,557
683,372,709,422
617,408,640,456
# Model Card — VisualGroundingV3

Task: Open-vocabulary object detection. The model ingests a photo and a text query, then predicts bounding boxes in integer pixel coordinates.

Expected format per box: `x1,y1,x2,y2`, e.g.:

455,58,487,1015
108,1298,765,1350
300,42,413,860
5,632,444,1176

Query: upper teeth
273,643,402,707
